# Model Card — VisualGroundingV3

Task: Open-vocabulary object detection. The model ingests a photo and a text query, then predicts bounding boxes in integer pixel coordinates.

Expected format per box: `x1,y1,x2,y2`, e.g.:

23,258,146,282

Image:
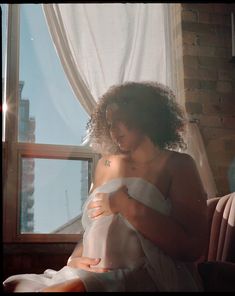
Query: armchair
197,193,235,291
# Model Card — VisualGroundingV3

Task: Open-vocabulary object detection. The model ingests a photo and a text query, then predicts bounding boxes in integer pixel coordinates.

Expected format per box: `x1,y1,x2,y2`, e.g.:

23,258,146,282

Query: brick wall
181,3,235,195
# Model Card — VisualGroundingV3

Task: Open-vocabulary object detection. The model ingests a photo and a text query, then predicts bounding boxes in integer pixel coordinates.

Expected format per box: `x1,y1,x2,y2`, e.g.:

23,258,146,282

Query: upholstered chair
197,193,235,291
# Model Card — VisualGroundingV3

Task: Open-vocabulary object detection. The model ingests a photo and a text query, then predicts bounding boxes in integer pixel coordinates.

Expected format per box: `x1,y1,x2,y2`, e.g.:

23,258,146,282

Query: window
3,4,97,243
2,4,8,141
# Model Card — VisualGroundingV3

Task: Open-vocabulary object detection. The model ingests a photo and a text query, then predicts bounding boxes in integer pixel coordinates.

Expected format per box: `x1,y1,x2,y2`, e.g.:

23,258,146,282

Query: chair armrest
198,261,235,292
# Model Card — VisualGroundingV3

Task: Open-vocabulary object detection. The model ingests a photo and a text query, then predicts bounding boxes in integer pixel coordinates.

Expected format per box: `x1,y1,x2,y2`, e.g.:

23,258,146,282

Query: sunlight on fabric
3,101,8,113
2,101,8,142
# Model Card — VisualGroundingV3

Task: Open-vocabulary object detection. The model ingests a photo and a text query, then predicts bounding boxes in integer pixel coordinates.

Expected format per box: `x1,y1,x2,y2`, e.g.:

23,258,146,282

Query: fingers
90,267,109,273
76,257,101,265
88,200,101,209
67,257,109,273
88,208,104,219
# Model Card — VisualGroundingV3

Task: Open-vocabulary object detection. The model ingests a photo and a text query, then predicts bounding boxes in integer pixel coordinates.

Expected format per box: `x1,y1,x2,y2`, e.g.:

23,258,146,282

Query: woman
4,81,208,292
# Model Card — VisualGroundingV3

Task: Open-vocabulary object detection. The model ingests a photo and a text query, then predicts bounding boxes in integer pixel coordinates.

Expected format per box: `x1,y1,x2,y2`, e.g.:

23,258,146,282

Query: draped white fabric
184,122,217,198
43,3,169,114
42,3,217,197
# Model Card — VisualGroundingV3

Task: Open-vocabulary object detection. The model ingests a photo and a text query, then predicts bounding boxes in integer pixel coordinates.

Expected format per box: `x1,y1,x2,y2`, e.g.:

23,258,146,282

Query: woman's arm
66,172,109,273
89,153,208,262
68,241,83,260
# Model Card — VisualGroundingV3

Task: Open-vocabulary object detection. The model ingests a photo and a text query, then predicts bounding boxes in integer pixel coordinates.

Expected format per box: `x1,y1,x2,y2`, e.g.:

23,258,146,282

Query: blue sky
19,4,90,232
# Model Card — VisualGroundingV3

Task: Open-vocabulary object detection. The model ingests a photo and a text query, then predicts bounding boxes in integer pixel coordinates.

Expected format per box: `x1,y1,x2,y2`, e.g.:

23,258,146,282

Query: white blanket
3,177,203,292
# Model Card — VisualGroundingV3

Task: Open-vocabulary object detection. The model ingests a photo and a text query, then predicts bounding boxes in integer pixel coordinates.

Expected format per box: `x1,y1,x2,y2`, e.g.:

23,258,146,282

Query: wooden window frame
3,4,99,243
3,3,180,243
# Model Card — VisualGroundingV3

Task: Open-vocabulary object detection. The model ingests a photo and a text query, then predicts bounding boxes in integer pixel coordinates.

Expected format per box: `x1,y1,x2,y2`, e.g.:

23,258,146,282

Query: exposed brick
214,24,232,37
183,3,235,14
210,149,234,165
198,114,223,127
208,153,232,166
198,57,234,69
202,127,235,142
206,138,226,153
220,102,235,115
218,70,233,81
182,9,198,22
184,66,217,80
199,80,217,90
201,97,235,117
183,55,199,68
224,138,235,152
220,94,235,104
214,47,232,58
185,90,220,104
184,79,201,89
210,13,231,25
225,14,232,26
182,22,216,35
202,103,223,116
212,165,229,180
185,102,203,114
198,12,211,24
198,34,230,47
183,44,215,57
213,4,235,14
182,4,216,13
180,2,234,195
216,81,233,93
221,116,235,129
182,31,199,45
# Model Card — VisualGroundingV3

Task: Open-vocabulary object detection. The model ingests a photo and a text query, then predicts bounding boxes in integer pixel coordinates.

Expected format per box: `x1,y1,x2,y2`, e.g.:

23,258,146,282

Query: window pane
18,4,89,145
20,157,91,234
1,4,8,141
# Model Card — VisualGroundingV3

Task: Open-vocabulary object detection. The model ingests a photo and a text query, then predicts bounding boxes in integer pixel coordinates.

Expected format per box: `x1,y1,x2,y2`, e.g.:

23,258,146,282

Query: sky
2,3,179,233
11,4,90,233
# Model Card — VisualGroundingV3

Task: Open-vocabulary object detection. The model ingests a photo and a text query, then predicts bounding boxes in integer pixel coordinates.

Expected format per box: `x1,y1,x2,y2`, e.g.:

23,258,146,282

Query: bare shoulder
94,154,116,178
166,150,197,174
167,151,208,260
92,154,124,190
96,154,124,170
167,150,207,199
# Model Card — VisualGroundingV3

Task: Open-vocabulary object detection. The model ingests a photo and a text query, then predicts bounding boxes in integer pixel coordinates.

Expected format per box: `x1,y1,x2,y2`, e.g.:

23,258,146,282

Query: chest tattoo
104,160,111,167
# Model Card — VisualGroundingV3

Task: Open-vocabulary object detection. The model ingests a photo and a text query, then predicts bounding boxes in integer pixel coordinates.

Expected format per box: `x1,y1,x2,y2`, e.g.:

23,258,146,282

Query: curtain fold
43,3,169,109
42,3,217,197
43,4,96,115
185,122,217,198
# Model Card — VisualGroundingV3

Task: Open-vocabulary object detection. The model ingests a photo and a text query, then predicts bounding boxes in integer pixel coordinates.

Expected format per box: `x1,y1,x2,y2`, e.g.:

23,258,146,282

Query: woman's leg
3,278,46,293
40,278,86,292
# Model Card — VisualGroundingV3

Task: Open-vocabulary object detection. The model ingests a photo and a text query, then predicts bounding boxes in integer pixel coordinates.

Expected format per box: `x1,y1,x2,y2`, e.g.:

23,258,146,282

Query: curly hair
86,81,186,154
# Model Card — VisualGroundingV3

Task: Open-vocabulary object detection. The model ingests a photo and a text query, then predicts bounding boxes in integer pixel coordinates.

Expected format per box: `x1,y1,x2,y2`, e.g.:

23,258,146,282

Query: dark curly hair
87,81,186,154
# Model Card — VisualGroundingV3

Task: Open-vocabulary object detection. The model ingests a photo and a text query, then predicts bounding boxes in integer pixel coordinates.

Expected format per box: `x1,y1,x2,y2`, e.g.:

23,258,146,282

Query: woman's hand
67,256,108,273
88,185,128,219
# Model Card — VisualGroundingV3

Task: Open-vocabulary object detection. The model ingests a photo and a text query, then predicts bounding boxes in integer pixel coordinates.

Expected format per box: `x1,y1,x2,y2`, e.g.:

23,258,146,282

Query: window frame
3,4,98,243
3,3,181,243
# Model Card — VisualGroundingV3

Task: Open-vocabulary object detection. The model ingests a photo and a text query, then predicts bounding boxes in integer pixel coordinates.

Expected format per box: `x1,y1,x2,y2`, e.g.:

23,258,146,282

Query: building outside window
2,3,96,242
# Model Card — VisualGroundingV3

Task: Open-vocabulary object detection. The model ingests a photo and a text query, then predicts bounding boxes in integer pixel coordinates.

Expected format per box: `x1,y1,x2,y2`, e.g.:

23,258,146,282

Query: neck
128,136,161,164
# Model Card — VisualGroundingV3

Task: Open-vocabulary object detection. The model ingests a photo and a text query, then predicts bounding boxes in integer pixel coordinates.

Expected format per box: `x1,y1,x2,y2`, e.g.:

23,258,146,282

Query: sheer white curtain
184,123,217,198
42,3,217,197
43,3,169,114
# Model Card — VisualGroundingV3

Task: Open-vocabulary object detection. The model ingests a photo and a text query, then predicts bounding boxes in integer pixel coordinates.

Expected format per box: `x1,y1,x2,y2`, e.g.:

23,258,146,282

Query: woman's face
105,104,144,152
